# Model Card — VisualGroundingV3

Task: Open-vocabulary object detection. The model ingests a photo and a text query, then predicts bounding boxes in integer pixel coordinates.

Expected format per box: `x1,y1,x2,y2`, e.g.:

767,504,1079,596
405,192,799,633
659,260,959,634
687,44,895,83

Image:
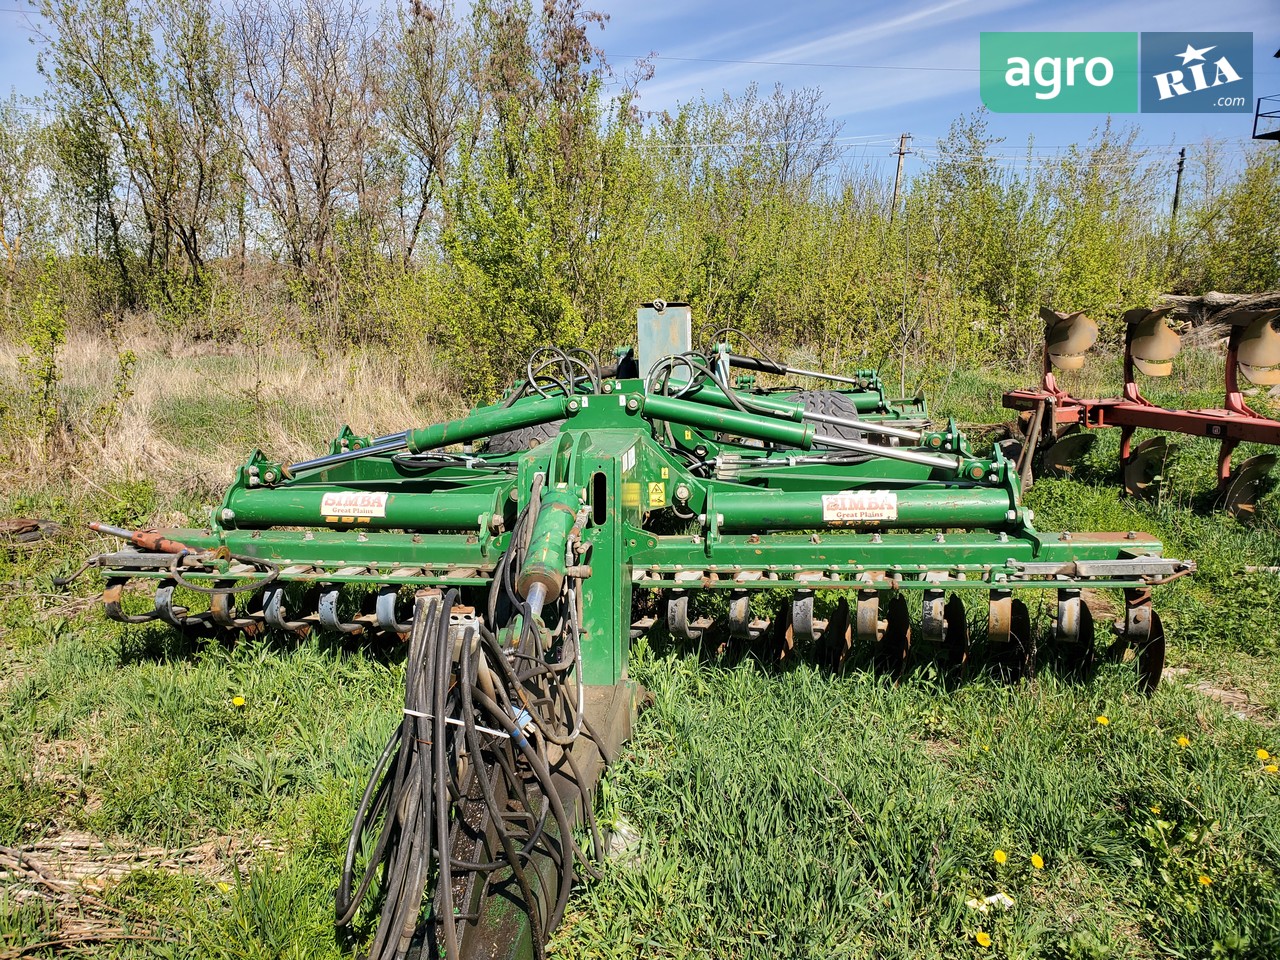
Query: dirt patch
1163,667,1273,724
1,829,280,954
1192,681,1271,723
4,830,277,890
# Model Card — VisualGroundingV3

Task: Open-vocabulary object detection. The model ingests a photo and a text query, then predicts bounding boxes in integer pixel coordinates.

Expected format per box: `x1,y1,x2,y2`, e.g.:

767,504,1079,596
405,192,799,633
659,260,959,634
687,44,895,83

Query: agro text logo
981,33,1138,113
1141,33,1252,113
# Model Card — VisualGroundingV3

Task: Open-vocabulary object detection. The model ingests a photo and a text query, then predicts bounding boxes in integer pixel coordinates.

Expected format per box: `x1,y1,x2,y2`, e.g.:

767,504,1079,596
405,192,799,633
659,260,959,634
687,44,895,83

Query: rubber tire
484,419,563,455
784,390,867,444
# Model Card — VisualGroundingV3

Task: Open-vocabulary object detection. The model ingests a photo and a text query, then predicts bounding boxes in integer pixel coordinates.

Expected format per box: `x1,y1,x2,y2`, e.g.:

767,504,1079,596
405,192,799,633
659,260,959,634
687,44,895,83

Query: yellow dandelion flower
993,849,1008,864
1266,764,1278,774
975,931,992,947
1257,748,1270,761
1030,853,1044,870
216,881,231,893
1176,736,1190,748
1198,874,1212,886
232,695,246,708
1150,804,1161,814
981,744,990,752
1096,715,1110,726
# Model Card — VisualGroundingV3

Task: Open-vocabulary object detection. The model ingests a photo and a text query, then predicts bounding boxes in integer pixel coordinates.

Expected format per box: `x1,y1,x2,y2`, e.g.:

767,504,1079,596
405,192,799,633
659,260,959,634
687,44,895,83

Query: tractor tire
484,419,564,456
785,390,866,444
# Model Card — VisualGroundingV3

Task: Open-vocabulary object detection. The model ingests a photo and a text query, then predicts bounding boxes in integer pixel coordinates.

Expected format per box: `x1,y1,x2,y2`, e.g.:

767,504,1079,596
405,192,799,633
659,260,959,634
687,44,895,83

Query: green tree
39,0,239,309
0,94,55,325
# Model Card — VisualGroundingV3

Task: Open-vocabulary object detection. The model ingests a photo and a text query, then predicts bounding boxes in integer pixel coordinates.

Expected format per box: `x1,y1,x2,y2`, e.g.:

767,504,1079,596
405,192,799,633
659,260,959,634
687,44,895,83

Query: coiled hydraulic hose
337,493,603,960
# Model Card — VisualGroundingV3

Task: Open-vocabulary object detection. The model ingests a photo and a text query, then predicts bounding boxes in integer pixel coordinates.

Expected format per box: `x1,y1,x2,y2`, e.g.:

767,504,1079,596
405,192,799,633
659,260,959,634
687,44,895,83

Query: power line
615,52,977,73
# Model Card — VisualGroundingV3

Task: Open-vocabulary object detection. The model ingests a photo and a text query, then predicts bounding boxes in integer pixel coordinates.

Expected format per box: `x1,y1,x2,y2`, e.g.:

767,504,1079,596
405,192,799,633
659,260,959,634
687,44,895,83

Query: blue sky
2,0,1277,174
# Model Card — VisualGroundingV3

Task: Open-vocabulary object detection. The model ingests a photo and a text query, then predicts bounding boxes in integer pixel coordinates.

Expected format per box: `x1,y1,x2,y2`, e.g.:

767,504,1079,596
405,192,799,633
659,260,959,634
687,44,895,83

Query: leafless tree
230,0,389,291
382,0,476,263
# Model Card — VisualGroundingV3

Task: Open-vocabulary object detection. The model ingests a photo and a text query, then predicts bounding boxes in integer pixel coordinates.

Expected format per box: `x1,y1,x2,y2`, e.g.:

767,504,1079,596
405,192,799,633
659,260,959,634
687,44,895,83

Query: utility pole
890,132,912,223
1167,146,1186,258
1171,146,1187,228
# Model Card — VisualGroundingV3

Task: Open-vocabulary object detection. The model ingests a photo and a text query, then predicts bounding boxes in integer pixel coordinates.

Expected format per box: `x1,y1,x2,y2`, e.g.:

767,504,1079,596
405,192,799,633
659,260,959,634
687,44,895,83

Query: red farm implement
1004,305,1280,519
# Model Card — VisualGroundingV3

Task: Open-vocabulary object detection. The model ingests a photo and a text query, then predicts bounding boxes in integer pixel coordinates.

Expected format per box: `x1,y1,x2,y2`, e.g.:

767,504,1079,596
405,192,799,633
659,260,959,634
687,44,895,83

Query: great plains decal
321,491,388,522
821,490,898,524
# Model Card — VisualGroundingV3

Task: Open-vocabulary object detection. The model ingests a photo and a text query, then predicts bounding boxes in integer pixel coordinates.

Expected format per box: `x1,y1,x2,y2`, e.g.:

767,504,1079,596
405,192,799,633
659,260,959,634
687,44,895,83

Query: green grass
5,353,1280,958
552,654,1280,960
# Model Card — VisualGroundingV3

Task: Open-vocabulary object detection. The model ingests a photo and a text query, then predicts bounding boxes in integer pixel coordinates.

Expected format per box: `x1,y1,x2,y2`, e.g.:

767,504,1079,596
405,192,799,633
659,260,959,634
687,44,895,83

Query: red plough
1004,305,1280,519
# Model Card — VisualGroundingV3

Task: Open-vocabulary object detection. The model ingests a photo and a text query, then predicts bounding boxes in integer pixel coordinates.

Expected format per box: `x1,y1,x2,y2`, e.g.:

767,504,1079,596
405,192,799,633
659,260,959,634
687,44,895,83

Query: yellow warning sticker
622,482,641,508
821,490,898,524
647,481,666,508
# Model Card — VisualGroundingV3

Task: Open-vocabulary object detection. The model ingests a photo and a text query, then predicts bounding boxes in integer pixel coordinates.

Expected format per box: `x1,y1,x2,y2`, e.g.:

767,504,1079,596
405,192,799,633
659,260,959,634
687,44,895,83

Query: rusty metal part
728,586,769,641
1233,310,1280,384
102,577,157,624
856,588,886,647
987,590,1012,646
1055,589,1095,677
987,591,1033,681
90,522,199,556
1110,587,1164,695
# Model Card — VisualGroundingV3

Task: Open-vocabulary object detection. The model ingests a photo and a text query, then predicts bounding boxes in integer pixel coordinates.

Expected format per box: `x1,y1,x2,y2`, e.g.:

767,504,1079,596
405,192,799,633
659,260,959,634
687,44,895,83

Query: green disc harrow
72,303,1192,960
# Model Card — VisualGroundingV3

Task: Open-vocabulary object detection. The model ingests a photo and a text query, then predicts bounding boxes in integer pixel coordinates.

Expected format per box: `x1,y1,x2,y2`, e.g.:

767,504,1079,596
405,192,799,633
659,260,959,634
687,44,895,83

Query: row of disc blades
1044,306,1280,383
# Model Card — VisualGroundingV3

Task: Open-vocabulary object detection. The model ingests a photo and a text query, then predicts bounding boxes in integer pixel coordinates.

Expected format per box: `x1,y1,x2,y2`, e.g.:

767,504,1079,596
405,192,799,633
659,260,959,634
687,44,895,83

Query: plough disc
1235,310,1280,385
1043,308,1098,371
1128,308,1180,377
1123,436,1169,499
1223,453,1277,521
1041,428,1097,477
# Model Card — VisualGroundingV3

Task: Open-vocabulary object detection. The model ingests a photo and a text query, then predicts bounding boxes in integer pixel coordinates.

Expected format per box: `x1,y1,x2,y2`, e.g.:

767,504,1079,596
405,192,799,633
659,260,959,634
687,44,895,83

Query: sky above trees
6,0,1275,173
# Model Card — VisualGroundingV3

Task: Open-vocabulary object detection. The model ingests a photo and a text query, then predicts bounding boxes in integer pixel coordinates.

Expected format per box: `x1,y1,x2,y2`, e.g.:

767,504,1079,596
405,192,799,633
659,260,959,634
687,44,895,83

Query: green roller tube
517,490,579,605
847,392,888,413
667,382,804,421
406,396,573,453
223,487,499,531
641,394,814,448
712,486,1012,531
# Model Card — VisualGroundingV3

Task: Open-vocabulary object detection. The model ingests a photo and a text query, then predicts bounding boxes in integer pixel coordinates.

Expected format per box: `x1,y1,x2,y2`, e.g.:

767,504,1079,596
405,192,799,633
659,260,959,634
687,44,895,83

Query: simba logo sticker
821,491,898,524
320,491,387,520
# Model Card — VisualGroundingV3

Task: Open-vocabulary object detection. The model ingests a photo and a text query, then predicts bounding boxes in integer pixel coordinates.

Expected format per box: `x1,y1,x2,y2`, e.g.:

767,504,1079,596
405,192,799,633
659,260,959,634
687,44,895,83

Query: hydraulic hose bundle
337,490,604,960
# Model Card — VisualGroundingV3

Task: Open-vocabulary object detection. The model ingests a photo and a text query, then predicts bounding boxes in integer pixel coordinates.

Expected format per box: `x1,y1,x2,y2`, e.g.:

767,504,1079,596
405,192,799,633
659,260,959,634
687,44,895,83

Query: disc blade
1130,311,1182,366
1045,310,1098,358
1238,363,1280,386
1048,352,1088,372
1223,453,1276,522
1236,311,1280,376
1132,357,1175,377
1042,430,1097,477
1136,611,1166,696
1123,436,1169,498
